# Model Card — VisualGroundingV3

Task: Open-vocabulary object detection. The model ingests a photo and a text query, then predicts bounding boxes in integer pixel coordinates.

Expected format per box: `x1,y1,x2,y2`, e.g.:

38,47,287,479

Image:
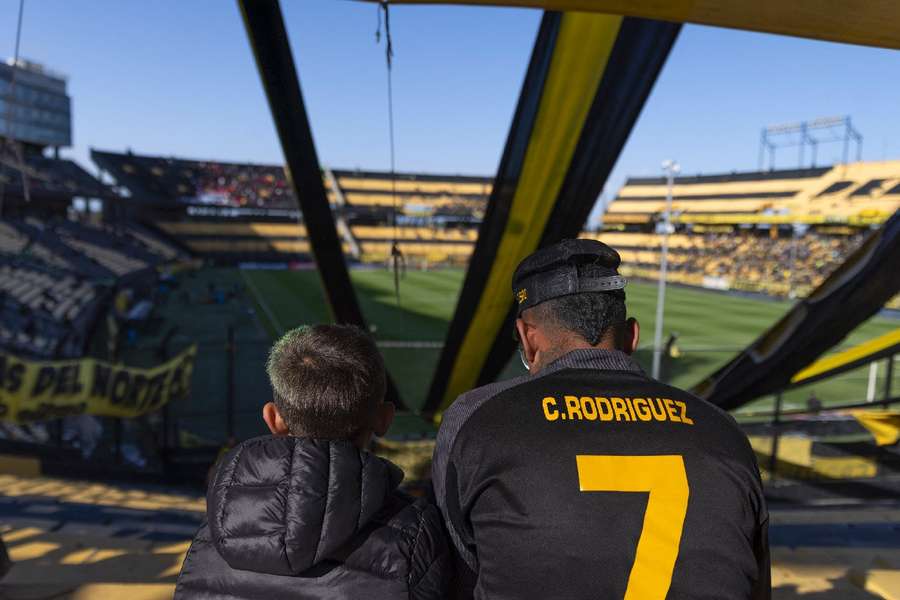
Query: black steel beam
238,0,405,409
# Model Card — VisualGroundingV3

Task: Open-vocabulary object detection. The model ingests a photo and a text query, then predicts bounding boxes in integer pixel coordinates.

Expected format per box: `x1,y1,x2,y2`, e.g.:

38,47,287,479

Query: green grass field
240,267,899,418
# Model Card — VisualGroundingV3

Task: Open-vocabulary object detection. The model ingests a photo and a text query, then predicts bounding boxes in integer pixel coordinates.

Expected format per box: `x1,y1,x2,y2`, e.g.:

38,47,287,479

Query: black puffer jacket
175,436,450,599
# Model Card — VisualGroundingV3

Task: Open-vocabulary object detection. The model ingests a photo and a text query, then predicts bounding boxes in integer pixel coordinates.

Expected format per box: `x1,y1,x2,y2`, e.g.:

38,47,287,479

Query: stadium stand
94,150,488,264
0,254,105,358
0,201,186,359
596,161,900,305
6,218,185,281
92,149,899,302
605,160,900,225
0,155,109,204
332,169,490,221
92,151,297,208
581,229,868,297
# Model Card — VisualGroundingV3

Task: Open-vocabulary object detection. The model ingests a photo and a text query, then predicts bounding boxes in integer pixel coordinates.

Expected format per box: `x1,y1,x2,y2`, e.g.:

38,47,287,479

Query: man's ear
373,401,395,437
262,402,290,436
515,317,537,366
624,317,640,355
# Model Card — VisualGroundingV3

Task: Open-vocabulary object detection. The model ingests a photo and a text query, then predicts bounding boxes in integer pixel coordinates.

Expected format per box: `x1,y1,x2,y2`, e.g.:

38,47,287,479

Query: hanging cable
376,1,405,304
0,0,30,218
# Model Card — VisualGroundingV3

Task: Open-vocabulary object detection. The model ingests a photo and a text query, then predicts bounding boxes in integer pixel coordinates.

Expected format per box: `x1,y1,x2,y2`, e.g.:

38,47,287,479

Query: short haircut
265,324,386,439
528,263,627,347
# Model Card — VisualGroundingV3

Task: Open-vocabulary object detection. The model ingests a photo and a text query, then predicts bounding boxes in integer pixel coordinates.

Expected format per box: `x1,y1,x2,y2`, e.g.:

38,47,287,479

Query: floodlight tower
758,116,862,170
652,159,679,380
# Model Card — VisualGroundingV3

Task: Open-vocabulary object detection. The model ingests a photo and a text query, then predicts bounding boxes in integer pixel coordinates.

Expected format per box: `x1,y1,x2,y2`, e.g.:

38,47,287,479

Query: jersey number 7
576,455,690,600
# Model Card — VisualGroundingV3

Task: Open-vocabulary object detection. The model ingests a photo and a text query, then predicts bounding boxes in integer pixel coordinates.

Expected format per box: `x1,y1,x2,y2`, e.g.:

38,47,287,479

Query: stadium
0,1,899,599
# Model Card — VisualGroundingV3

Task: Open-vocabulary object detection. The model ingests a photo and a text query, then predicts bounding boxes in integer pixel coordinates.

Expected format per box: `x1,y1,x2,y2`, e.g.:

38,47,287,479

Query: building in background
0,58,72,156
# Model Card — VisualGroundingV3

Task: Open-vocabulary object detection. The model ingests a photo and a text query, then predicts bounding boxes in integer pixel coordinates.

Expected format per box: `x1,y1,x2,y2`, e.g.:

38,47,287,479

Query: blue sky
5,0,900,224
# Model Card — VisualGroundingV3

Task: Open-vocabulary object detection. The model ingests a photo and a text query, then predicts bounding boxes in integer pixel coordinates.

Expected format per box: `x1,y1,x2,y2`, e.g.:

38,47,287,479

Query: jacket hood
207,435,403,576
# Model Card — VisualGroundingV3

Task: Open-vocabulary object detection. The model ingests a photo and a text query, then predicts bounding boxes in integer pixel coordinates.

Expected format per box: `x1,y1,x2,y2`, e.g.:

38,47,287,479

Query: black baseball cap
512,238,626,316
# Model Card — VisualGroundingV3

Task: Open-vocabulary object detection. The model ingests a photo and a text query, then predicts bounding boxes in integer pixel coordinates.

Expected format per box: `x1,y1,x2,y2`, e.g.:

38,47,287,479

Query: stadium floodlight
652,160,679,381
758,116,862,170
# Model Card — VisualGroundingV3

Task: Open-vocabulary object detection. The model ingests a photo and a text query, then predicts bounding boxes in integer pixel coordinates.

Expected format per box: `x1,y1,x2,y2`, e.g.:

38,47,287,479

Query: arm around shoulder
408,500,453,600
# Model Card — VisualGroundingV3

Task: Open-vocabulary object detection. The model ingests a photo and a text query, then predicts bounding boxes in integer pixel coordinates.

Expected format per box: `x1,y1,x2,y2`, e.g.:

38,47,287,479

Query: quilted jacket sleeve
408,500,453,600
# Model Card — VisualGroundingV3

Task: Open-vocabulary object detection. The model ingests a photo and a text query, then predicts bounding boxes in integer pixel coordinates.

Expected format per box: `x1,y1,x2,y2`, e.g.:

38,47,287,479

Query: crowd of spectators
185,161,293,208
671,231,865,293
0,217,185,359
92,152,297,209
95,152,492,221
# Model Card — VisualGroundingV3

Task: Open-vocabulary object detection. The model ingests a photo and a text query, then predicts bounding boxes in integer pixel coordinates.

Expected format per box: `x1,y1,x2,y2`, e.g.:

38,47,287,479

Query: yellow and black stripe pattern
425,13,680,415
693,212,900,410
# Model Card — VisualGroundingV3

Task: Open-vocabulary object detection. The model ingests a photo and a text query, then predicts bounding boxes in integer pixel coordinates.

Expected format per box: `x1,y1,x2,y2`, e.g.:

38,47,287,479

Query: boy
176,324,450,599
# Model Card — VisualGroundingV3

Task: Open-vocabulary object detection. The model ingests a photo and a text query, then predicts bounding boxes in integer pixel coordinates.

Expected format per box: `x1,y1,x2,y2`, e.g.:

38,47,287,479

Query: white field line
376,340,443,349
241,269,286,335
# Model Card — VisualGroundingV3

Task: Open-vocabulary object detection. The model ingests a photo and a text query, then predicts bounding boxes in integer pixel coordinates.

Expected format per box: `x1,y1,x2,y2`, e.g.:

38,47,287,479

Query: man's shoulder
437,373,534,448
449,373,534,413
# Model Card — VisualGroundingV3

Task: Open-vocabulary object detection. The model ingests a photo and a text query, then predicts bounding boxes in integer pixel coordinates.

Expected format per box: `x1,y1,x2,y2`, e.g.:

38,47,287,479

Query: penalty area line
241,269,286,336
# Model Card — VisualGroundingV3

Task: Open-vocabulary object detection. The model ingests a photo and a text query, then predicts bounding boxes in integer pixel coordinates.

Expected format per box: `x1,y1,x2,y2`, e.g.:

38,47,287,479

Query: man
433,239,770,599
177,324,450,599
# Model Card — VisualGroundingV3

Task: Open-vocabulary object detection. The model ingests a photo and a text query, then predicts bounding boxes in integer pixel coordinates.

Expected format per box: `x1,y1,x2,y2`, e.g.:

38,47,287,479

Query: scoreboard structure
0,58,72,152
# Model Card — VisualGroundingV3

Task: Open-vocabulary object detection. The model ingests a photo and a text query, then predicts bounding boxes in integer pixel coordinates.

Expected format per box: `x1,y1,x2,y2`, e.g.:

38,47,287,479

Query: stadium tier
0,215,186,359
91,150,294,208
0,254,105,358
332,169,490,220
151,222,476,263
91,151,491,218
605,161,900,225
89,149,899,301
0,154,111,213
92,150,489,263
580,230,867,298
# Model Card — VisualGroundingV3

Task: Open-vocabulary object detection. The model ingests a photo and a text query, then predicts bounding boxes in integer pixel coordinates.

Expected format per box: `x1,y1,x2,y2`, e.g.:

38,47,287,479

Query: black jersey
433,349,770,600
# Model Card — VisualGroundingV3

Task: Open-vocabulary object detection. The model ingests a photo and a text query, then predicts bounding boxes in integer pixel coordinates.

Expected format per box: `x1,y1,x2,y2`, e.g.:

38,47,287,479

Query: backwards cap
512,238,626,316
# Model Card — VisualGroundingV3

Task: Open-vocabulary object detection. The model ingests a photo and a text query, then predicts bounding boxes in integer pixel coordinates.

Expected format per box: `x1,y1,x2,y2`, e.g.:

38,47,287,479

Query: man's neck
535,339,618,373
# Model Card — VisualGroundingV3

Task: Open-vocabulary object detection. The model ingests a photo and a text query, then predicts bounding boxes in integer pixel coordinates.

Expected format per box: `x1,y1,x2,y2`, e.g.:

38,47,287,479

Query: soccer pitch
241,267,898,417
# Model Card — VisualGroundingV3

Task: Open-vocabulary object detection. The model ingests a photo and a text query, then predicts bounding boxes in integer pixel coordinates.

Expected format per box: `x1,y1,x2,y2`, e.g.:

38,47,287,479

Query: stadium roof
356,0,900,50
625,167,832,187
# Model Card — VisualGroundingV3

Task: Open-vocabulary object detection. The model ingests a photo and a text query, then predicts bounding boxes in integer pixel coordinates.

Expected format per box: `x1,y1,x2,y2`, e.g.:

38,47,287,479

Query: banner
0,345,196,423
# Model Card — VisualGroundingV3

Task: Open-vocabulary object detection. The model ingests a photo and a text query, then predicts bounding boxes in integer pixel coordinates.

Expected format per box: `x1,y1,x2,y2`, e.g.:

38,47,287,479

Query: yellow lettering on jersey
576,455,689,600
580,396,598,421
664,398,681,423
565,396,584,420
611,397,631,422
542,396,559,421
625,397,637,421
676,400,694,425
596,397,614,421
650,398,667,421
633,398,652,421
541,395,693,425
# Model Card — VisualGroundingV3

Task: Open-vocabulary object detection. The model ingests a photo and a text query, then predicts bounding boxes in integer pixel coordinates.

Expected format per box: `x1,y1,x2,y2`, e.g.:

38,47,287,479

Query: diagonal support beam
238,0,406,409
424,13,680,415
694,209,900,410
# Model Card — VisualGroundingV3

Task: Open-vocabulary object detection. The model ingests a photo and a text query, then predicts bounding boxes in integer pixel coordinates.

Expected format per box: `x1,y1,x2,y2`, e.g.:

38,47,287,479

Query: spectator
433,239,770,599
176,325,450,599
